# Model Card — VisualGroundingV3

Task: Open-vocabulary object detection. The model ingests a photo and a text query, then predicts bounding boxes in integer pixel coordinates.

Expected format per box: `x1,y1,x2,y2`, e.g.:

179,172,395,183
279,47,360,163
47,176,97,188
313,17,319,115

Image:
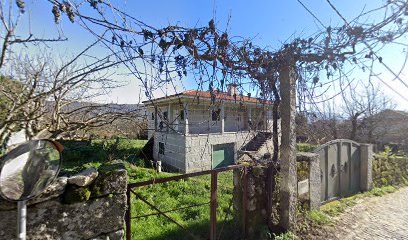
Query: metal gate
314,139,362,202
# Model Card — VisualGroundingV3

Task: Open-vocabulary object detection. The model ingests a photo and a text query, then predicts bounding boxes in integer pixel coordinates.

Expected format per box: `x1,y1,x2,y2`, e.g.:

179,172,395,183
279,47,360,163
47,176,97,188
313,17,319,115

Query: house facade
144,85,275,173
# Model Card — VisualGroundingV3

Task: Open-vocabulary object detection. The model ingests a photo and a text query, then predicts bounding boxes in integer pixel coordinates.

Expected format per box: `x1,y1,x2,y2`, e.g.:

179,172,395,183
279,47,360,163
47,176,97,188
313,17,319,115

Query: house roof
143,90,272,105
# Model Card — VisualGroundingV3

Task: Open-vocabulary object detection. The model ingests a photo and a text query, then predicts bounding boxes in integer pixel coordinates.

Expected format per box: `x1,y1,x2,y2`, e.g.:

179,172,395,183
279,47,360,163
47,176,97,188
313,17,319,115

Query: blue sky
16,0,408,109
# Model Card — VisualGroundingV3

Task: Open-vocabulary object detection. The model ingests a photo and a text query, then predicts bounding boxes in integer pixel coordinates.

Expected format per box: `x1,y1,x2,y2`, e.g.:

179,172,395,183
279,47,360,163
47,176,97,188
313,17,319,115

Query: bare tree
0,0,66,69
341,83,395,142
0,42,142,144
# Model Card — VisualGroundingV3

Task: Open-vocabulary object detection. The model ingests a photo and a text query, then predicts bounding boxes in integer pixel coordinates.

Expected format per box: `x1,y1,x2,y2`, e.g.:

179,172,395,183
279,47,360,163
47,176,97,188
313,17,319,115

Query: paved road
322,187,408,240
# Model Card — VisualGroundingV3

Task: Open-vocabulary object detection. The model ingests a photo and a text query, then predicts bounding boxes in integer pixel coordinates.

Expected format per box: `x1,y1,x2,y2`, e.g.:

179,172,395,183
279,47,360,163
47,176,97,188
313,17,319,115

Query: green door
212,143,234,169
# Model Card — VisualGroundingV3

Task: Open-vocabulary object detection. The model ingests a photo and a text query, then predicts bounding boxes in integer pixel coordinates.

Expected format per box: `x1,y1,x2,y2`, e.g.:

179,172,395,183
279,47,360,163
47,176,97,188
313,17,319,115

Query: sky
14,0,408,110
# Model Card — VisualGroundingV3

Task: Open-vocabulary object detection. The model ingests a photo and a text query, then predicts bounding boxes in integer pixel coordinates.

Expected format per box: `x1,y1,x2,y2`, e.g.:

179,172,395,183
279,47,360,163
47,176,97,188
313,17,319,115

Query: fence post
210,171,218,240
126,188,131,240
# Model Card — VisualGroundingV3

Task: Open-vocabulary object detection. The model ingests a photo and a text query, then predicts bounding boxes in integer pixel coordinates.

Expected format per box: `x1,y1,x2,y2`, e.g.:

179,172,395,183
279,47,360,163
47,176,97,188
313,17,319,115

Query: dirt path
319,187,408,240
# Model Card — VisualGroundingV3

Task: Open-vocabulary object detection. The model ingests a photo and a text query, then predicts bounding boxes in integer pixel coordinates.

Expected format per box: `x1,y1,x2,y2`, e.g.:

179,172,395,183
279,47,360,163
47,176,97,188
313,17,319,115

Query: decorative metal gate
314,139,362,202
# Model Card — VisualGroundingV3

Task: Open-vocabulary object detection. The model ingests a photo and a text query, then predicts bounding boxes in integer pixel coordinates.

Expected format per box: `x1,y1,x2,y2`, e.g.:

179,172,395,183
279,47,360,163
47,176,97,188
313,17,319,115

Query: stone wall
373,154,408,187
0,162,127,240
233,165,270,239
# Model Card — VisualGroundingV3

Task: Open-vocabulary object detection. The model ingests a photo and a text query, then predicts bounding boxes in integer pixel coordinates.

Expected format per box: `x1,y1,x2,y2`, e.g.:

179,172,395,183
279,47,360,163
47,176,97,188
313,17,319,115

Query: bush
296,143,317,153
60,138,148,175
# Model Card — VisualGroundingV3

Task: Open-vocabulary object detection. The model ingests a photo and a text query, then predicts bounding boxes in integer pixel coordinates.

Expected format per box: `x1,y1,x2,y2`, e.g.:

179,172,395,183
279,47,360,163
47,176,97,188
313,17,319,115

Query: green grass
59,139,239,240
60,138,148,175
127,164,239,240
306,210,330,225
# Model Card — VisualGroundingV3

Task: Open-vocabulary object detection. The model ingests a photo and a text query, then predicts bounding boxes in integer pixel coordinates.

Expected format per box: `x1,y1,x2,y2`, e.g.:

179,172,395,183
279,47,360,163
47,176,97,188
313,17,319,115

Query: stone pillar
279,63,297,231
360,144,373,191
296,152,321,210
184,103,189,135
221,102,225,134
308,153,321,210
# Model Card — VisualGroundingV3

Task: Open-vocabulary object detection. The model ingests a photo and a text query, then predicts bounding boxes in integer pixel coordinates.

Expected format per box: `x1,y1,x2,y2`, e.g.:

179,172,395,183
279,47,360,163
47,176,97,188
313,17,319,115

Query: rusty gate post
279,58,298,231
210,171,218,240
126,188,131,240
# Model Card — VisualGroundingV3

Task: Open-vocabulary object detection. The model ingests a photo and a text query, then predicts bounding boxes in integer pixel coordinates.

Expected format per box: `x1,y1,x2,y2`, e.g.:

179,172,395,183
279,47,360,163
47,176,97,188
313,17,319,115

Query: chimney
227,84,238,96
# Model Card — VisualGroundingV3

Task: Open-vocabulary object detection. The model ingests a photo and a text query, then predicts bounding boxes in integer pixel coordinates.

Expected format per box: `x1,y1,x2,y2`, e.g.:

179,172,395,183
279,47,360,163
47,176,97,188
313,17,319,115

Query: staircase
242,132,273,152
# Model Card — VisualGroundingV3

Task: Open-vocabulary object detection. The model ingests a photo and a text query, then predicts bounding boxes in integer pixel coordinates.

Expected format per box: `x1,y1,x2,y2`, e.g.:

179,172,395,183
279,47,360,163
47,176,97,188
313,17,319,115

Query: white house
143,84,276,173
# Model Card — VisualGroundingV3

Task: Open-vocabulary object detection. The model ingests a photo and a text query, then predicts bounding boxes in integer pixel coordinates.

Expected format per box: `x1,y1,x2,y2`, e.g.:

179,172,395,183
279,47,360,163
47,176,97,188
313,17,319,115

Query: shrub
296,143,317,153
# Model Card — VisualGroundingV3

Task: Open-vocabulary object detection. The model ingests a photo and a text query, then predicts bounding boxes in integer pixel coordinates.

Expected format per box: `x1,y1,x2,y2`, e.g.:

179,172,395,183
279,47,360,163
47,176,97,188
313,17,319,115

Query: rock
68,168,98,187
90,162,127,198
0,193,127,240
296,152,319,162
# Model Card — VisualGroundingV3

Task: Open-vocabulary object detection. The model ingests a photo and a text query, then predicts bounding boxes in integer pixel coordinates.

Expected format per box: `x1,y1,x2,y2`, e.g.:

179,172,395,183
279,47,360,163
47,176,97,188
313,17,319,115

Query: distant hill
45,101,146,116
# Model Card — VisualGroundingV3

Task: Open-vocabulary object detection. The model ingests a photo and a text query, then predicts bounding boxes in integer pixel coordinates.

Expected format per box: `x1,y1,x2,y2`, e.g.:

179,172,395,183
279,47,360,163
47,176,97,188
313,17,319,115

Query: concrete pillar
279,63,297,231
221,103,225,134
184,103,189,135
154,107,158,132
167,103,171,133
360,144,373,191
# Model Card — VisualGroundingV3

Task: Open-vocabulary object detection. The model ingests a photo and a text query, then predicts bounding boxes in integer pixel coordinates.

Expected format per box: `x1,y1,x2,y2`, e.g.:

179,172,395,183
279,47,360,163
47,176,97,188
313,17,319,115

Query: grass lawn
126,164,240,240
59,139,240,240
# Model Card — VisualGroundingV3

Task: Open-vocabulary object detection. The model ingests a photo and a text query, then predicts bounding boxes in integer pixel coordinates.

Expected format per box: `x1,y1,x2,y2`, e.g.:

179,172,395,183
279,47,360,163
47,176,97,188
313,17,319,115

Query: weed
307,210,330,224
273,231,297,240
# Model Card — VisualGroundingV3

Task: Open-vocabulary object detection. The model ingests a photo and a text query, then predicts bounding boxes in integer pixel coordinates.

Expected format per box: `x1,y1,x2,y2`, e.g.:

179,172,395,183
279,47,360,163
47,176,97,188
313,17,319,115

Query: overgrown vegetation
373,146,408,187
60,138,149,175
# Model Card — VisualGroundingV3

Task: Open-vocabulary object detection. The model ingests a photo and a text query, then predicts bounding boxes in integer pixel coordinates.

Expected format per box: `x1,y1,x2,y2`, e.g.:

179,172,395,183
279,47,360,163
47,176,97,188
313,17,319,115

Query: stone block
0,193,126,240
68,168,98,187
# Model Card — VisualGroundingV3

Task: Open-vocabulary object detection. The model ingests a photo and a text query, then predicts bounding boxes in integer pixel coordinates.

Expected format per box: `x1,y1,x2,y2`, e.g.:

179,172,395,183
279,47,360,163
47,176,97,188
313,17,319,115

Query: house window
159,142,165,154
180,110,185,121
212,108,221,121
151,112,155,120
163,111,168,120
